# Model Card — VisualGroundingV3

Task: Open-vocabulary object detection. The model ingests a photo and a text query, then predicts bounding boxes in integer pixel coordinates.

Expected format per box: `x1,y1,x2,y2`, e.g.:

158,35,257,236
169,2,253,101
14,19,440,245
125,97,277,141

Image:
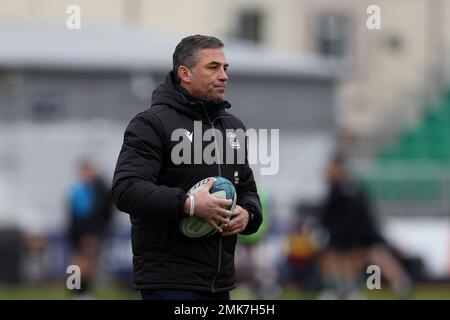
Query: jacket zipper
201,103,224,293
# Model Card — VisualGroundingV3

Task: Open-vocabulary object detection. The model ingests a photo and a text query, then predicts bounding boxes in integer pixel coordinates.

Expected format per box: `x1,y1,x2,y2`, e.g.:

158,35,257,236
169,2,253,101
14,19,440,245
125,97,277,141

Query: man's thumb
205,177,215,190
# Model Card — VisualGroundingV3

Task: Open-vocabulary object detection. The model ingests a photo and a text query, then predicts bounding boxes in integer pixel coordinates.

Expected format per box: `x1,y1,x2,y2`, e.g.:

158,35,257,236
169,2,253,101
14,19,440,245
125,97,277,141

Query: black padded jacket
111,72,263,292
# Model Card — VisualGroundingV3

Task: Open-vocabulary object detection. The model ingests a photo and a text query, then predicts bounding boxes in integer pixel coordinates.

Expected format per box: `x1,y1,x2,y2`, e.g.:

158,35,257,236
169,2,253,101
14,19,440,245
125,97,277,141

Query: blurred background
1,0,450,299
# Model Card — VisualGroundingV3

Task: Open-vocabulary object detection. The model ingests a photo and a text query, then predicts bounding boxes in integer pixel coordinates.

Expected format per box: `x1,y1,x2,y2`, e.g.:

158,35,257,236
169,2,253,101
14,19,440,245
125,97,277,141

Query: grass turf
1,283,450,300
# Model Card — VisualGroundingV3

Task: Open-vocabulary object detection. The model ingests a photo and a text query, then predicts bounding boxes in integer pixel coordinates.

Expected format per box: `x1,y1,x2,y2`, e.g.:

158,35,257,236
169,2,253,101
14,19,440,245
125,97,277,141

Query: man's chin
212,97,224,103
207,94,225,103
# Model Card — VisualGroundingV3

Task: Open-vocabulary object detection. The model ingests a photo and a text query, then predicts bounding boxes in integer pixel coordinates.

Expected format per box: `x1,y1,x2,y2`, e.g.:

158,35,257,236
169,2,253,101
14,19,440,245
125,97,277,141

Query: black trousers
140,289,230,300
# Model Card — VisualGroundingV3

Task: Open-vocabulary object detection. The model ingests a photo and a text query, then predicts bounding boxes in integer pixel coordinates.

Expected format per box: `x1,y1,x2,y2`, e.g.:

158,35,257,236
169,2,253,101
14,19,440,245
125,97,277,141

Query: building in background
2,0,450,153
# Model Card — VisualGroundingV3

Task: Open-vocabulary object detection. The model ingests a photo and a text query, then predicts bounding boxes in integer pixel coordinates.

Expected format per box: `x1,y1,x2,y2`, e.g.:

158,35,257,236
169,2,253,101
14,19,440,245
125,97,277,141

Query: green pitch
0,283,450,300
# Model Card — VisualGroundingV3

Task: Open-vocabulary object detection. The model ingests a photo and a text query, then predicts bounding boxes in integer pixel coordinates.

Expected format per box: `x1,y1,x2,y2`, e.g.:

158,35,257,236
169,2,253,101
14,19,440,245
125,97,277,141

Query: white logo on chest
227,131,240,149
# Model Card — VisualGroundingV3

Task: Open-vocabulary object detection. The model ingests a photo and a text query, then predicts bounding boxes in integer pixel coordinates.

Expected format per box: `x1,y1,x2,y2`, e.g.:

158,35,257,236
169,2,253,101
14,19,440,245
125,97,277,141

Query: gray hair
172,35,224,80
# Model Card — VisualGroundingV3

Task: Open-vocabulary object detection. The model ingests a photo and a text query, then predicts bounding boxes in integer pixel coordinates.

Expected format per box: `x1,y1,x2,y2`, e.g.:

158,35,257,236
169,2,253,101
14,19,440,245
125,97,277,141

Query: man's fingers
223,220,233,229
223,220,245,236
216,207,233,218
222,208,249,235
230,205,242,216
224,215,242,229
213,197,233,208
208,219,223,233
214,214,230,225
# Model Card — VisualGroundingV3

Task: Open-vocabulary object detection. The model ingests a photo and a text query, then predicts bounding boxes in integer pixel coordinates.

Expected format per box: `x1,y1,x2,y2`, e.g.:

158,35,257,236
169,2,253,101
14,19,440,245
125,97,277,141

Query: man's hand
184,179,233,233
221,205,249,236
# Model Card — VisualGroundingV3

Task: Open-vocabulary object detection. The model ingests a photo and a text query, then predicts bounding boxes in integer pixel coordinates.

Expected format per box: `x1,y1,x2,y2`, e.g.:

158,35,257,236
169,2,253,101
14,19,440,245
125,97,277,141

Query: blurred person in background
235,188,276,298
318,152,412,299
284,210,323,294
66,159,113,298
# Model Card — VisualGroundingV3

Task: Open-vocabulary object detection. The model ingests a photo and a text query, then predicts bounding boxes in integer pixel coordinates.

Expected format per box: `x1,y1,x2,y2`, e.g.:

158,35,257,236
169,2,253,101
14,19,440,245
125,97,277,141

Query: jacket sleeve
111,113,187,221
236,136,263,235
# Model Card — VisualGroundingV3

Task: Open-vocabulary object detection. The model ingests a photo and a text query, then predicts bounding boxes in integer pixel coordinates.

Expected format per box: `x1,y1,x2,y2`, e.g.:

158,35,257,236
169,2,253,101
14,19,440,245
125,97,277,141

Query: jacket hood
151,72,231,122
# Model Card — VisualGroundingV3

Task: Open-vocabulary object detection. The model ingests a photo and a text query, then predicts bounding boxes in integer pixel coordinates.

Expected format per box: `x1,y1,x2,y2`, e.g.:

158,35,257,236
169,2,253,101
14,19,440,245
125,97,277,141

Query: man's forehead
197,48,227,64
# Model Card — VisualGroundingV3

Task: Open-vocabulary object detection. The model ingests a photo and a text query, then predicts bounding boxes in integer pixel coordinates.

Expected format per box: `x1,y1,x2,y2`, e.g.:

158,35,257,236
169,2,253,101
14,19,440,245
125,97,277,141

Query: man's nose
218,68,228,81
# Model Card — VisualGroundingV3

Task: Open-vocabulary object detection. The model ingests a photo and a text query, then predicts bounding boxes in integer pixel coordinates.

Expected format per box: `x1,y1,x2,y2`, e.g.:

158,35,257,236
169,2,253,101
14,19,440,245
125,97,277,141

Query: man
67,159,113,297
111,35,263,300
318,152,411,299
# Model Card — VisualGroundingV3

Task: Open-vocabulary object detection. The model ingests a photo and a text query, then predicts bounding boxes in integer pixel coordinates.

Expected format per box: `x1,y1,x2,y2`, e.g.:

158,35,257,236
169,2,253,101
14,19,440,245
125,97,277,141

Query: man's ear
178,66,192,83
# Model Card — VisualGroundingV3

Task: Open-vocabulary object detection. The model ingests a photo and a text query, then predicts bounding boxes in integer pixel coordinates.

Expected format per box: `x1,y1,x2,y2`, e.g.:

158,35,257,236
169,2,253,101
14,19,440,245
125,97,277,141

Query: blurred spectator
235,188,276,298
0,227,23,284
318,152,412,299
284,213,322,292
66,159,113,298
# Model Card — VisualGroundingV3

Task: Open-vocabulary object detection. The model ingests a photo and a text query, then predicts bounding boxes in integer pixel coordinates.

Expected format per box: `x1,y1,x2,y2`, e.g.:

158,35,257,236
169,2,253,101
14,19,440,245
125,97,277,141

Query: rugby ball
179,177,237,238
